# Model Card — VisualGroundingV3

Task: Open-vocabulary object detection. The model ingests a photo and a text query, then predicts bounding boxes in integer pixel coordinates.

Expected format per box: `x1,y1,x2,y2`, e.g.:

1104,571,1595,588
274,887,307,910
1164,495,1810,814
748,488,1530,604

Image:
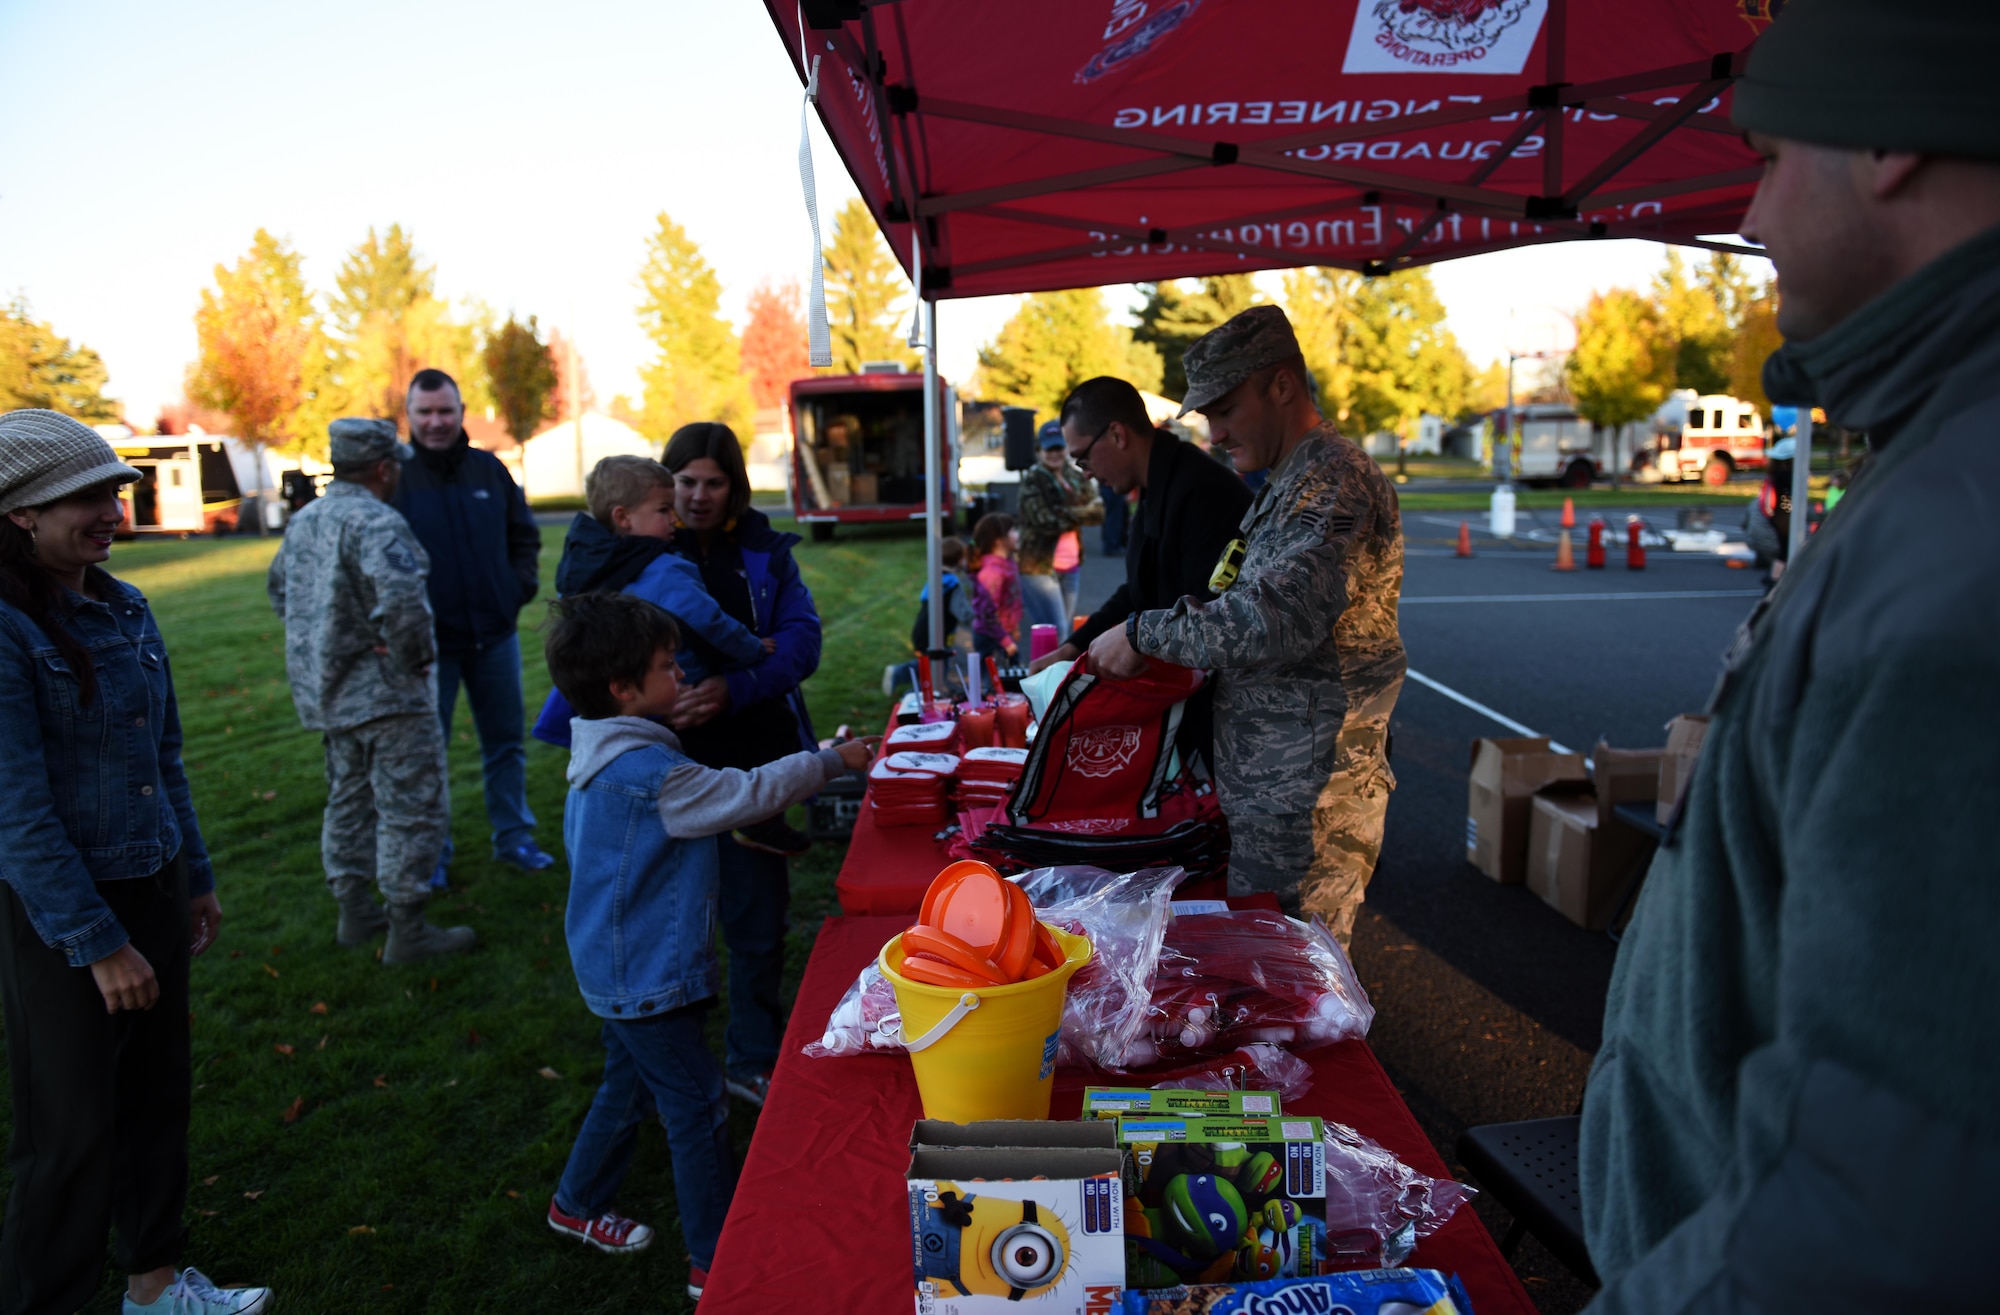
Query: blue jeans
555,1007,737,1269
717,840,789,1081
1100,481,1128,552
434,632,537,860
1056,567,1082,633
1019,570,1065,641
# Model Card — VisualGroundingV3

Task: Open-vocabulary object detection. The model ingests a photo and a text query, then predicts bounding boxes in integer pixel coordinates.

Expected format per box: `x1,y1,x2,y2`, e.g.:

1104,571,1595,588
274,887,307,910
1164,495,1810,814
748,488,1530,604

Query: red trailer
788,368,957,542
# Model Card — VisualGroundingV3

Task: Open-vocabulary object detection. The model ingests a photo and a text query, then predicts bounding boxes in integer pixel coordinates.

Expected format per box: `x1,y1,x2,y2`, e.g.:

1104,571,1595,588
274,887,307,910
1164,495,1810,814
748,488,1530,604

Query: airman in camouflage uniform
268,418,474,962
1090,307,1405,946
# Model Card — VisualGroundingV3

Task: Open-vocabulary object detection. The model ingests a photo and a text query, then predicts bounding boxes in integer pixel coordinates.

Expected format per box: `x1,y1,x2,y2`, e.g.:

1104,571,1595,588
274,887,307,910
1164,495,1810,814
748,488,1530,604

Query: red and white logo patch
1066,725,1142,779
1341,0,1547,75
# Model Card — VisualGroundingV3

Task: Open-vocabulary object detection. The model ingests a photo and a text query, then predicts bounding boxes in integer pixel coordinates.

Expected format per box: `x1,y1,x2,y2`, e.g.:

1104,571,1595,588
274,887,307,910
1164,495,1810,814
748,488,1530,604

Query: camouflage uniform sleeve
359,518,437,673
1135,468,1360,670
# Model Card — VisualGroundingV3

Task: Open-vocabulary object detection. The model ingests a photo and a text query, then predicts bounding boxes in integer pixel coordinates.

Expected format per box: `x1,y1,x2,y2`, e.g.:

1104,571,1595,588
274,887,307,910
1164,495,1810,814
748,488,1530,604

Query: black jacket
1072,430,1252,649
391,432,542,657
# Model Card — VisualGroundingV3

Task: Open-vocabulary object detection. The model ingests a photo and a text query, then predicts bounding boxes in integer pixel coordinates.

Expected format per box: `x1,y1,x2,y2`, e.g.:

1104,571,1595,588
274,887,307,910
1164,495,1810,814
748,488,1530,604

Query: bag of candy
1117,1267,1477,1315
1319,1122,1477,1269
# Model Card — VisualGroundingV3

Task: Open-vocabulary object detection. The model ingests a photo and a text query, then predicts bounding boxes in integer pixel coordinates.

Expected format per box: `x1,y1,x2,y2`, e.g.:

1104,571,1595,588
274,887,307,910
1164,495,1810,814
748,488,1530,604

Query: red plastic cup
920,698,956,725
995,694,1030,749
957,705,997,750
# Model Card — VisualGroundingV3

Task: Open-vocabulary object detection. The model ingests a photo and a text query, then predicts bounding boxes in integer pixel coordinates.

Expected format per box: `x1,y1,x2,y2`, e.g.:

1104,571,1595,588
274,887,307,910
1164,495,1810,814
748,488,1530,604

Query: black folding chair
1454,1116,1600,1288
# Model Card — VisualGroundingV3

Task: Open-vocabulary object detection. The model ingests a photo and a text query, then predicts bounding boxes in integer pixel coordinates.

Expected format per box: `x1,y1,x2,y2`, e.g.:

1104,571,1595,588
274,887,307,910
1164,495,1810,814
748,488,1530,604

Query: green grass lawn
12,520,925,1314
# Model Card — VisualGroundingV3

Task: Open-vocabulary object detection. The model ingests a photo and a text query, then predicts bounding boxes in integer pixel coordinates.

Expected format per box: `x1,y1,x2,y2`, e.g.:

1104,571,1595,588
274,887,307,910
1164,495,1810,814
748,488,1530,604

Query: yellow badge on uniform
1209,538,1246,592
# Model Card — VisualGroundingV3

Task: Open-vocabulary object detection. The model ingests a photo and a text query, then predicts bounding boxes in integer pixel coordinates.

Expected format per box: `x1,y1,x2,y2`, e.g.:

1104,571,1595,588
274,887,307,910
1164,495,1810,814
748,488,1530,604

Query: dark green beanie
1731,0,2000,158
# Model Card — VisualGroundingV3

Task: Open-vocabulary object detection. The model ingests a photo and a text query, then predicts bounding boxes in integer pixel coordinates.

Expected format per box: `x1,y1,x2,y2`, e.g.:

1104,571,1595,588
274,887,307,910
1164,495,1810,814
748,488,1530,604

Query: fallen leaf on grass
199,1209,218,1217
429,977,438,992
273,1044,294,1057
229,950,243,960
282,1097,304,1123
537,1067,561,1080
310,1002,329,1015
505,1190,520,1199
269,945,283,955
317,1034,329,1051
202,1175,219,1186
261,963,280,979
243,1191,263,1201
261,790,276,801
373,1074,389,1088
349,1225,375,1236
466,1029,481,1046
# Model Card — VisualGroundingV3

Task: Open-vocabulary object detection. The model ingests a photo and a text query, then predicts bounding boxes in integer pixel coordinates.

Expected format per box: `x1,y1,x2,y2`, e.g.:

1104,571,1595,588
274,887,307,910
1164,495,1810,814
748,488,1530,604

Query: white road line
1405,668,1573,755
1401,590,1764,605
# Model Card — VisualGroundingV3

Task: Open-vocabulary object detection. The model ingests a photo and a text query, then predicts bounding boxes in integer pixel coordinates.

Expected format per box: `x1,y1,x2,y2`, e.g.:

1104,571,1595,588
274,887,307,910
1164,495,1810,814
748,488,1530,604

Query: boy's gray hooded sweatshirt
1579,224,2000,1310
566,716,847,836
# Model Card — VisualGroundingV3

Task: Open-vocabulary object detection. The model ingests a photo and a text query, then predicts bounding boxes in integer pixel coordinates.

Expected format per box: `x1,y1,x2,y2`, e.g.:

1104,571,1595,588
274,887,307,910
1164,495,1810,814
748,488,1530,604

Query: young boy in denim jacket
541,592,876,1297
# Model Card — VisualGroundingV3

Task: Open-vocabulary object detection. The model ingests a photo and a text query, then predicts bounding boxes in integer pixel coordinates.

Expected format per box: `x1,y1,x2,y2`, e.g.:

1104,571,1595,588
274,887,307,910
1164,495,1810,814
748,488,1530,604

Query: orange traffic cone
1455,521,1473,558
1560,497,1576,528
1552,527,1576,571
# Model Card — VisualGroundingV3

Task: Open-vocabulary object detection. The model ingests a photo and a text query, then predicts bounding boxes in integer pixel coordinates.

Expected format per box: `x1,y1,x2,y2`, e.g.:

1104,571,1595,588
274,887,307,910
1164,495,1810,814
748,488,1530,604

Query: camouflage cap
1177,305,1303,416
328,418,413,466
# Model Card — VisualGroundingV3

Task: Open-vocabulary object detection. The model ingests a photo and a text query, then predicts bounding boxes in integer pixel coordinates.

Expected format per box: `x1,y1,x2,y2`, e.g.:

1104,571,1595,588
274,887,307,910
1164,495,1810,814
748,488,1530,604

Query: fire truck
1649,391,1768,485
788,365,959,542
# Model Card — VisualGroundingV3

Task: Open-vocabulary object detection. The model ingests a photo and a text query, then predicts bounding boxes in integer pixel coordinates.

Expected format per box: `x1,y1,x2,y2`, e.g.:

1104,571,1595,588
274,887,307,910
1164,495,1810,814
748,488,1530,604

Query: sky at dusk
0,1,1766,426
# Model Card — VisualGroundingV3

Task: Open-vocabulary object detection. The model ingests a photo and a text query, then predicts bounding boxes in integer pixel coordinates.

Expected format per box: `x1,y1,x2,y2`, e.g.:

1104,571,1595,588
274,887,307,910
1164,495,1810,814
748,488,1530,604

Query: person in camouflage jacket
268,419,475,964
1088,307,1405,946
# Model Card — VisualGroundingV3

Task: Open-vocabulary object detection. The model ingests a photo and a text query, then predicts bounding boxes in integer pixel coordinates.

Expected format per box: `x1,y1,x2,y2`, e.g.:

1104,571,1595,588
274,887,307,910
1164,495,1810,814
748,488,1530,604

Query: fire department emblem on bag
1066,725,1142,778
1341,0,1547,75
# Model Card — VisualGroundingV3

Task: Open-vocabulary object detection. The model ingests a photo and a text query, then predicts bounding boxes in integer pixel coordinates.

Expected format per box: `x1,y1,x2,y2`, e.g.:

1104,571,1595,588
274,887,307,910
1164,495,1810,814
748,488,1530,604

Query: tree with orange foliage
740,279,810,410
187,229,330,450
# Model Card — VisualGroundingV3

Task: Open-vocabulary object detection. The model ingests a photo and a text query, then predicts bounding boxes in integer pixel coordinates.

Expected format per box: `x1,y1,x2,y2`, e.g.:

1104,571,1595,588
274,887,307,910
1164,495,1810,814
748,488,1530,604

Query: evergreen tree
974,288,1153,419
822,199,915,374
740,279,810,410
634,212,753,441
326,224,482,425
1131,275,1260,399
481,315,559,448
187,230,330,448
0,300,119,421
1567,288,1674,434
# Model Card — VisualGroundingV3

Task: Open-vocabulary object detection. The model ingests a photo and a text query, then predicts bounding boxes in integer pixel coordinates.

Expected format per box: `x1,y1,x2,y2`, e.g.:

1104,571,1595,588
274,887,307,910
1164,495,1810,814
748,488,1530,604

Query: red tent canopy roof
768,0,1771,300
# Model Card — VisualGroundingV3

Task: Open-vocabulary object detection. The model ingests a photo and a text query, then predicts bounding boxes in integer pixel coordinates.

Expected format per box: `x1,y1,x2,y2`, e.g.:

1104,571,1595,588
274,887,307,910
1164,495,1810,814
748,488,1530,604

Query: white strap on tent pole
798,6,832,368
907,225,925,349
1788,411,1813,564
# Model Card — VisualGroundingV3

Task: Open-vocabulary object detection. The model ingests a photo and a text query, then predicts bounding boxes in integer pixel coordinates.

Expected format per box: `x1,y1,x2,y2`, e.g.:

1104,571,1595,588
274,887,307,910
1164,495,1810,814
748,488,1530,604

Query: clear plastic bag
803,865,1182,1069
1098,907,1374,1068
1318,1121,1477,1270
1141,1043,1315,1103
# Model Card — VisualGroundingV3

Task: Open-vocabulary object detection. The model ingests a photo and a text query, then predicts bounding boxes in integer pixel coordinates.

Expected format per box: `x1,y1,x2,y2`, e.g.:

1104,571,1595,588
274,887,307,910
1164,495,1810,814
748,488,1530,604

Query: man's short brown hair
585,455,673,527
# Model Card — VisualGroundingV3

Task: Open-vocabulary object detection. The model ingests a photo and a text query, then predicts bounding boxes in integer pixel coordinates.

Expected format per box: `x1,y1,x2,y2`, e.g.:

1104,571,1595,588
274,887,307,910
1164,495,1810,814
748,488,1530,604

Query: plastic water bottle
1489,484,1516,539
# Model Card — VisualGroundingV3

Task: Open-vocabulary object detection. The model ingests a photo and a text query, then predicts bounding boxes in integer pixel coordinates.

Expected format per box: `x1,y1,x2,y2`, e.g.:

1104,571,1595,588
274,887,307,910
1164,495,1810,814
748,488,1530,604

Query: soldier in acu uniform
268,419,476,964
1087,306,1405,947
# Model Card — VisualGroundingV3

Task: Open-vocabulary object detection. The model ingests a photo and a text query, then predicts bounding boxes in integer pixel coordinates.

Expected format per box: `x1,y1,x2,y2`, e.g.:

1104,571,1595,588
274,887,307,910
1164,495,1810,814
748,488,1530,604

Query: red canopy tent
762,0,1779,638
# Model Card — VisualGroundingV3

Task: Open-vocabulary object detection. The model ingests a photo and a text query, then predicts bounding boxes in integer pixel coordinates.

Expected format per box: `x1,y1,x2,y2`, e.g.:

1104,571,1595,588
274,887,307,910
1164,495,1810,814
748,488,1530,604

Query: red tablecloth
832,795,956,916
701,915,1536,1315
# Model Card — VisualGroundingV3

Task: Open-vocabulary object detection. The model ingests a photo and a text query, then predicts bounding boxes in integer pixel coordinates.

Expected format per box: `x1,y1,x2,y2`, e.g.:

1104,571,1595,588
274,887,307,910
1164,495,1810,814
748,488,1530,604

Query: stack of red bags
868,751,960,828
954,745,1028,813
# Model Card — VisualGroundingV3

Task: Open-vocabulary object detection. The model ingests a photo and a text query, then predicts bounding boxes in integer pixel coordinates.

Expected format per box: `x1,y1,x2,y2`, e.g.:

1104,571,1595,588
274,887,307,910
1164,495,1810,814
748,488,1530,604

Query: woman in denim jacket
0,412,269,1315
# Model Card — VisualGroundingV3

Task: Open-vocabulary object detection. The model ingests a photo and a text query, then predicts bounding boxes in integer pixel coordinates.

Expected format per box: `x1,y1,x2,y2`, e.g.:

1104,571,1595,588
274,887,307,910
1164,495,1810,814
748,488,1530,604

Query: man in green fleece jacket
1580,0,2000,1307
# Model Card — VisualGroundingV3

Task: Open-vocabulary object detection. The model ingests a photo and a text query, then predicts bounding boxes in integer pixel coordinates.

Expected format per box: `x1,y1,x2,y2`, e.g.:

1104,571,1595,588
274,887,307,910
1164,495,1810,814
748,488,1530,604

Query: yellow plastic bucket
878,923,1092,1122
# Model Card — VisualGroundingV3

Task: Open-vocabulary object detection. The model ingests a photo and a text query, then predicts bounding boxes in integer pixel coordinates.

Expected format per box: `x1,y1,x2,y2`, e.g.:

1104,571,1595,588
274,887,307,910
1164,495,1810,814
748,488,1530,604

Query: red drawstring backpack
1007,657,1207,828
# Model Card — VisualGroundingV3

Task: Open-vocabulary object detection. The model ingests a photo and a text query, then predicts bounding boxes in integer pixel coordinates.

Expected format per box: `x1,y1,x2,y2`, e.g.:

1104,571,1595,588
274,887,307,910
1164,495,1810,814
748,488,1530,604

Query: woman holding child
659,424,824,1110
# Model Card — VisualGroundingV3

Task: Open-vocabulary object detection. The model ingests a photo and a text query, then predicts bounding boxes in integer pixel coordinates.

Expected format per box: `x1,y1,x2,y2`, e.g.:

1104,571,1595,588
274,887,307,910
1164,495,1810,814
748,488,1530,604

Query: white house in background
516,412,655,499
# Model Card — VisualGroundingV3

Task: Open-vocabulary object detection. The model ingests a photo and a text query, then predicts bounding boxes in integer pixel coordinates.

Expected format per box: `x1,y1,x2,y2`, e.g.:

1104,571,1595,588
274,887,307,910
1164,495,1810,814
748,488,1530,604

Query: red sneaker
688,1264,709,1300
546,1199,654,1254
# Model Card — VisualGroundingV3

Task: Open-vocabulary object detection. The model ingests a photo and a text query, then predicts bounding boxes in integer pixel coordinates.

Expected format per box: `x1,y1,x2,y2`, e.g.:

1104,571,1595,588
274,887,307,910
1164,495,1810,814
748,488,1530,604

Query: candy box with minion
1115,1116,1330,1290
1082,1088,1283,1119
908,1120,1127,1315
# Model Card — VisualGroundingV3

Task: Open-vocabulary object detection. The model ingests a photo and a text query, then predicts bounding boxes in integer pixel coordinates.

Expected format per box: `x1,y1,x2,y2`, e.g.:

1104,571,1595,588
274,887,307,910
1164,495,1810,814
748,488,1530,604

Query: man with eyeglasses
1034,376,1251,775
1085,307,1405,948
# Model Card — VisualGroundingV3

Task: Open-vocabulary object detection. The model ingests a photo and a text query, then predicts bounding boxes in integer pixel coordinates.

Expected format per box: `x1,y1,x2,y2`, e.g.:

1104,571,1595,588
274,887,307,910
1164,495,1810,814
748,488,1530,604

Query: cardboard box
1526,782,1656,930
1082,1088,1282,1119
1591,741,1664,831
851,471,880,504
907,1121,1126,1315
1466,737,1588,884
1656,714,1711,825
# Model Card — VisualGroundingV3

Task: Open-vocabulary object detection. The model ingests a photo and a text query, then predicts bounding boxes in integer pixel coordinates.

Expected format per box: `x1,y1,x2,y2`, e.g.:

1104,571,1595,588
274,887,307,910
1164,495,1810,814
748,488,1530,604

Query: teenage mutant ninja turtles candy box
907,1120,1127,1315
1081,1088,1284,1119
1114,1116,1329,1290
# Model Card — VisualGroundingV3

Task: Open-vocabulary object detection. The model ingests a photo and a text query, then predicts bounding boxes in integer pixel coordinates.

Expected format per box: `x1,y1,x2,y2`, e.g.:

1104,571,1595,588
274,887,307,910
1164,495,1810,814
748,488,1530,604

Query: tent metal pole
923,299,945,654
1788,411,1813,565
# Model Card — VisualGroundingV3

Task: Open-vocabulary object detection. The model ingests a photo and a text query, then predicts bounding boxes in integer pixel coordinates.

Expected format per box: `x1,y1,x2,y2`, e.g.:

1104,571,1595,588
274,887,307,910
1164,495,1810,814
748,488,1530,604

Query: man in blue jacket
392,369,551,875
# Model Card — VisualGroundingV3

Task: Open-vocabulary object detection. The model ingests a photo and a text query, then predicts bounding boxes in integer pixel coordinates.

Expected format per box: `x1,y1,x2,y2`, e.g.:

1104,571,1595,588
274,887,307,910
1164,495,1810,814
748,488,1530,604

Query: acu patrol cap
328,417,413,466
1177,305,1304,417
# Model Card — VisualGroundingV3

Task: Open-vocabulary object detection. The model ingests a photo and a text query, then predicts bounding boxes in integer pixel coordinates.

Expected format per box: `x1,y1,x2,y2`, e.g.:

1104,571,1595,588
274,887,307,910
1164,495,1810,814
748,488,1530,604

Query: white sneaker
124,1268,271,1315
882,663,900,698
